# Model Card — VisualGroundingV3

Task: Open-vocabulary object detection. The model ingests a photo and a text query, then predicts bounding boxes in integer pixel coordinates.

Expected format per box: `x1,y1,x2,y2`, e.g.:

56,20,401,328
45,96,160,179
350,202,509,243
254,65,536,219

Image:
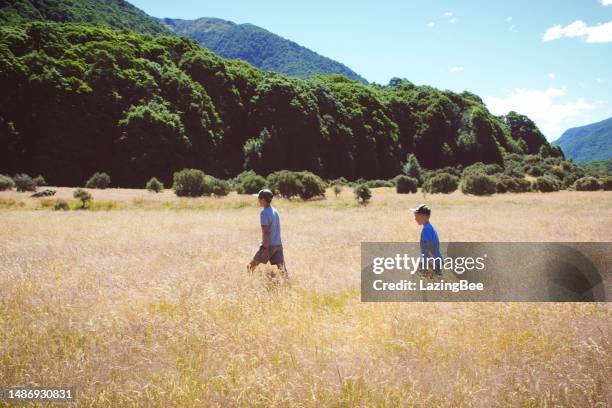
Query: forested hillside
161,17,367,83
555,117,612,162
0,0,170,35
0,22,556,187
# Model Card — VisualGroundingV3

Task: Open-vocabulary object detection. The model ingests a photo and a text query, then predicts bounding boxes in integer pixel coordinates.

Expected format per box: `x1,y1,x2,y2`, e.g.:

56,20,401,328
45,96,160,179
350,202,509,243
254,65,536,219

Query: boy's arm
422,241,435,258
261,224,271,248
421,228,435,257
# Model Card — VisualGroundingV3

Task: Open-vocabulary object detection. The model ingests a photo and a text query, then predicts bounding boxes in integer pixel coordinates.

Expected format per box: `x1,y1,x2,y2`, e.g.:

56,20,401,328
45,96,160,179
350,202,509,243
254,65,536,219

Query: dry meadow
0,187,611,407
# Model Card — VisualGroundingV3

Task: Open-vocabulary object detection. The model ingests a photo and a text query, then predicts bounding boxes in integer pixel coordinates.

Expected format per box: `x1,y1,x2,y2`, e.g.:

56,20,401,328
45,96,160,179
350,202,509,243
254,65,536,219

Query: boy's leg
270,246,288,279
247,246,267,273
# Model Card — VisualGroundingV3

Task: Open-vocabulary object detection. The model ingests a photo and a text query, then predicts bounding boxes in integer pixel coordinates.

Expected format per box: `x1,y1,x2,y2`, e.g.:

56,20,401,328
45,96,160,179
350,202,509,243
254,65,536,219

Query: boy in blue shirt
247,189,288,278
411,204,442,275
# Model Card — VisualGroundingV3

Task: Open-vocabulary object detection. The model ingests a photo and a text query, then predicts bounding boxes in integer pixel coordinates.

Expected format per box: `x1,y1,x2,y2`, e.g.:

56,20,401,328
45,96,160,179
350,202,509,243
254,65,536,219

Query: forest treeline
0,22,560,187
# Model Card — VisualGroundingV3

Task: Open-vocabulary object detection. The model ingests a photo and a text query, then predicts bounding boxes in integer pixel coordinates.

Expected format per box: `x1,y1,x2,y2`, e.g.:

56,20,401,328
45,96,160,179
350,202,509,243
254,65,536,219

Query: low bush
267,170,326,200
34,175,47,186
172,169,230,197
463,162,503,177
496,175,531,193
574,176,602,191
0,174,14,191
534,175,561,192
211,177,231,197
172,169,208,197
395,175,418,194
13,173,37,192
54,199,69,211
602,176,612,191
297,172,327,200
422,173,459,194
525,165,544,177
236,173,267,195
146,177,164,193
353,183,371,204
73,188,92,208
365,179,394,188
333,184,343,197
85,172,111,189
330,177,349,186
461,173,497,195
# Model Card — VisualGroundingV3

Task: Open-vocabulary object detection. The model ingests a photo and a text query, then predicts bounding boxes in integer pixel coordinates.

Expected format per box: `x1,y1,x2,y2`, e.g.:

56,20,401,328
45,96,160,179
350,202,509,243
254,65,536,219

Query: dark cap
410,203,431,215
257,189,274,202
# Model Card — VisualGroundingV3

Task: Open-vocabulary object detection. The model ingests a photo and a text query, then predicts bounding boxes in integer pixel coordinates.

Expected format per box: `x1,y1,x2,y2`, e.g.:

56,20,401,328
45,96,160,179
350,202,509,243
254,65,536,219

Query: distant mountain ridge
554,117,612,162
160,17,368,83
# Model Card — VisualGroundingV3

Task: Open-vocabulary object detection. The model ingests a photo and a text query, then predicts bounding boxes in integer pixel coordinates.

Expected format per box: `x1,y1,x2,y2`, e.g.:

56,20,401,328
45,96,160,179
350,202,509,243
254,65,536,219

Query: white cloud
484,87,595,139
506,16,513,22
442,12,457,24
602,0,612,6
449,66,464,72
543,20,612,43
548,72,556,80
427,22,435,28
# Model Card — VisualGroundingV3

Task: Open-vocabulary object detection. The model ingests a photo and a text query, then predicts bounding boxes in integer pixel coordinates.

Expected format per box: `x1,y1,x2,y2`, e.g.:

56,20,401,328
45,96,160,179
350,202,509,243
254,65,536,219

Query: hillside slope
555,117,612,162
0,0,170,35
0,22,556,187
161,17,367,83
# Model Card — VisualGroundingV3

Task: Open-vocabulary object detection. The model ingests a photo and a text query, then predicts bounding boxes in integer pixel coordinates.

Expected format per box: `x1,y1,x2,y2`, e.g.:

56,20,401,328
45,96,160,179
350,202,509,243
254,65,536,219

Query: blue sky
130,0,612,141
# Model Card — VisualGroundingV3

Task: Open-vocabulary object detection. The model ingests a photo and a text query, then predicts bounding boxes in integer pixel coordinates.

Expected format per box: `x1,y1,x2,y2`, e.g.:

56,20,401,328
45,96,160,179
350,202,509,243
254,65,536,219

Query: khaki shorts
253,245,285,265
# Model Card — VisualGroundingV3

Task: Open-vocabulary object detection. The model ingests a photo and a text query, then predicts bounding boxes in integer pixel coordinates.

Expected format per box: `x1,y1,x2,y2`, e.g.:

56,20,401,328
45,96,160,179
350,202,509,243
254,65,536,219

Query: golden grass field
0,187,611,407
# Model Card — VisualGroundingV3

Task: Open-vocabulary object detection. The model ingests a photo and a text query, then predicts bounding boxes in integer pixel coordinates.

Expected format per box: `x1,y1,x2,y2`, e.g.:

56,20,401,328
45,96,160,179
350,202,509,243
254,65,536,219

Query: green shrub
171,169,230,197
426,166,462,178
297,172,327,200
463,162,503,177
333,184,343,197
395,175,418,194
172,169,208,197
236,173,267,194
0,174,14,191
13,173,37,192
85,172,111,189
54,199,69,211
525,165,544,177
267,170,326,200
330,177,349,186
365,179,394,188
353,184,371,204
534,175,561,192
267,170,301,199
146,177,164,193
574,176,602,191
496,175,531,193
461,173,497,195
423,173,459,194
602,176,612,191
34,175,47,186
210,177,231,197
73,188,92,208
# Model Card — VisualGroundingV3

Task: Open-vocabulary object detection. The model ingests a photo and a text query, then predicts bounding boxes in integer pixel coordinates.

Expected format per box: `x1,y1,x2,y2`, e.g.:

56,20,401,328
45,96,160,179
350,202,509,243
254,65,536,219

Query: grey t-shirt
260,206,282,246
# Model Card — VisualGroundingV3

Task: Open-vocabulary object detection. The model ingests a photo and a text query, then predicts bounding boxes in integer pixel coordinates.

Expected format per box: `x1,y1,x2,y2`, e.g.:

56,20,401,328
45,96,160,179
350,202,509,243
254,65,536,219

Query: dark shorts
253,245,285,265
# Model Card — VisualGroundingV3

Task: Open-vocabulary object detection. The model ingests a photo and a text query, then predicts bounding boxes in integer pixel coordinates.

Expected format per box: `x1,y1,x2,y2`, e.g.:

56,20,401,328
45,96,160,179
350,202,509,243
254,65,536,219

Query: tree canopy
0,22,554,186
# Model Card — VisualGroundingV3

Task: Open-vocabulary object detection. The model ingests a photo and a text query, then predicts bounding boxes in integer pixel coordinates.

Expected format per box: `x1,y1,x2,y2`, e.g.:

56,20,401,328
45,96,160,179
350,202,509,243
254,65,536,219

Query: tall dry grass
0,188,611,406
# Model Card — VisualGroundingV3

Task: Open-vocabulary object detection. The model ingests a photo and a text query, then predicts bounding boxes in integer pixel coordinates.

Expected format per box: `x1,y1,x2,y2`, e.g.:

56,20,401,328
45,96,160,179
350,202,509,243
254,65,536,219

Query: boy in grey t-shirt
247,189,288,277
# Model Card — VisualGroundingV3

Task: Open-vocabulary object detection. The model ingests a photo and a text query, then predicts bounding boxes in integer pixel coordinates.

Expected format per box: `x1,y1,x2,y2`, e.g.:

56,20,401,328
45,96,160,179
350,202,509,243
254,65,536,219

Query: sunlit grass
0,188,610,406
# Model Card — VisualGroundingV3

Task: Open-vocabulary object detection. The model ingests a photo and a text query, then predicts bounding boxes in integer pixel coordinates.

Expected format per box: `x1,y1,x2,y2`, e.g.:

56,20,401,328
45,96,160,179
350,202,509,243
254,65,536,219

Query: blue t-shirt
260,206,282,246
420,222,442,260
